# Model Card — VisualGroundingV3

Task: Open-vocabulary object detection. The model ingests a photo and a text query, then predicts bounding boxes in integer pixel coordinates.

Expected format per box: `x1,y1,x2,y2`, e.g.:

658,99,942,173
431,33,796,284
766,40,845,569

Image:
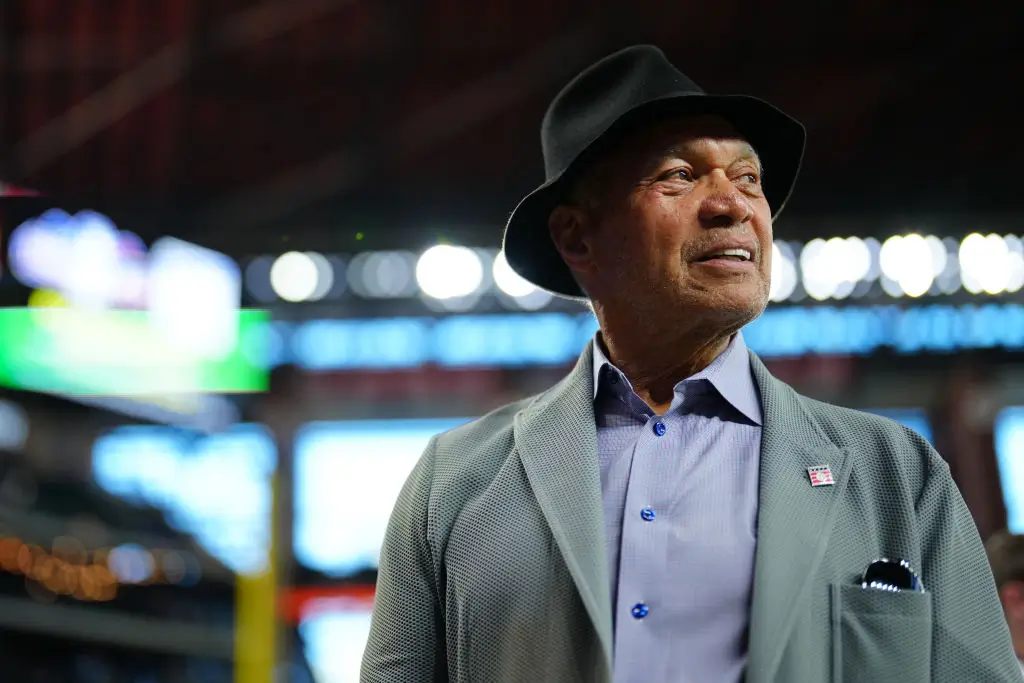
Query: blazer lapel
514,345,613,667
746,352,851,683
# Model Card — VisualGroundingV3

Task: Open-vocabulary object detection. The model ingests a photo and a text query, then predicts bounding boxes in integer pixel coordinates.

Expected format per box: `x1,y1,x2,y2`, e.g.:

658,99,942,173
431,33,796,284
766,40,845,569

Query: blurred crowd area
1,1,1022,681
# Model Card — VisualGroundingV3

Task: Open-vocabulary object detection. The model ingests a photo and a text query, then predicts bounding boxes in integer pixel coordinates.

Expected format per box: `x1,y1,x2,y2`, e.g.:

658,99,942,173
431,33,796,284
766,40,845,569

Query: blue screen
293,418,471,577
92,424,276,575
299,600,374,683
995,407,1024,534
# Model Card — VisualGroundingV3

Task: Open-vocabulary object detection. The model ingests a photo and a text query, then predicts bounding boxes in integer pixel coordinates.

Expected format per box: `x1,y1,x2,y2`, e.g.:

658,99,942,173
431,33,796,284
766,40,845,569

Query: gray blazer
362,347,1023,682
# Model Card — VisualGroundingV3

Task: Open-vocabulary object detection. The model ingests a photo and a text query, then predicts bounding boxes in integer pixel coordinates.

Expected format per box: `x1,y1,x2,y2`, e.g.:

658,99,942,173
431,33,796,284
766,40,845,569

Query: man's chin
688,291,768,330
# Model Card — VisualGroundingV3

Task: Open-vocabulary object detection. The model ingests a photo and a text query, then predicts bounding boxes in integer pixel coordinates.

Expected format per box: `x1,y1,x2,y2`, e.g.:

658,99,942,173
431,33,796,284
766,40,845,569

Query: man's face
554,115,774,330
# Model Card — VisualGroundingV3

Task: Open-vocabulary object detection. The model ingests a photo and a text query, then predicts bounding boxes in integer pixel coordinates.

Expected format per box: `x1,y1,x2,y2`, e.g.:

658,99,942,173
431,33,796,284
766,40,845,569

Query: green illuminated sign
0,308,269,396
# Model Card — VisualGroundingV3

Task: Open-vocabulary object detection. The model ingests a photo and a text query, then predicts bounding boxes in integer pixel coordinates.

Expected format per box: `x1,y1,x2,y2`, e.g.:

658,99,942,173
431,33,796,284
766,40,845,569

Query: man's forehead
593,116,760,179
642,115,758,160
662,138,759,161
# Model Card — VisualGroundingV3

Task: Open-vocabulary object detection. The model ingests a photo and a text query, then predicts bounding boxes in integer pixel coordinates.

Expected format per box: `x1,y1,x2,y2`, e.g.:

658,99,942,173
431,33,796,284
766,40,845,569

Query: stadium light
960,233,1010,295
270,252,322,302
879,234,934,298
415,246,483,299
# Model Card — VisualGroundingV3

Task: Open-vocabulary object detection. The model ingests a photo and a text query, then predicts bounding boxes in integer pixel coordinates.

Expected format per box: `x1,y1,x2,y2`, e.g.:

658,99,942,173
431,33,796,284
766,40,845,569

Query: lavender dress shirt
592,332,763,683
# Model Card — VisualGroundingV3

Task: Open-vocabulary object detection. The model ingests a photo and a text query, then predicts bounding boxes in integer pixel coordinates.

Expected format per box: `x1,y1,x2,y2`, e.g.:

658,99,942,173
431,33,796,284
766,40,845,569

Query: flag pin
808,465,834,487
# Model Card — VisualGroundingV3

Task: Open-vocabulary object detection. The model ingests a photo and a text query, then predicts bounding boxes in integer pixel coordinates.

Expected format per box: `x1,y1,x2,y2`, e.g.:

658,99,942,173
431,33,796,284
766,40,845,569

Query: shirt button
653,420,667,436
640,506,656,522
631,602,649,620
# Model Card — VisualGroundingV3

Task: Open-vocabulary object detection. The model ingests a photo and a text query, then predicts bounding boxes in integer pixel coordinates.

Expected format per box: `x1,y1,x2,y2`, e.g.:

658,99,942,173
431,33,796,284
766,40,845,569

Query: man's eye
741,172,759,184
672,169,693,181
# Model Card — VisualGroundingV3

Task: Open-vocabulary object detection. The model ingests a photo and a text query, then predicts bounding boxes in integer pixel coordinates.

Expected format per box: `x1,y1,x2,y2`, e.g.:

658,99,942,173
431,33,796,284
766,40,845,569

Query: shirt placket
613,410,673,683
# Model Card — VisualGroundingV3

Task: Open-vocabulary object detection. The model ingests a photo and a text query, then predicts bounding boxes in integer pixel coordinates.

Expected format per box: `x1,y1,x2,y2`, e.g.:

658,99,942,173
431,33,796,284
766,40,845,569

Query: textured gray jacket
362,346,1023,683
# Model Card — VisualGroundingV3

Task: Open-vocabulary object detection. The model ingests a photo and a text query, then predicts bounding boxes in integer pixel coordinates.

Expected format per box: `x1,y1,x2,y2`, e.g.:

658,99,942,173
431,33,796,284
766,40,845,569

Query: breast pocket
832,583,932,683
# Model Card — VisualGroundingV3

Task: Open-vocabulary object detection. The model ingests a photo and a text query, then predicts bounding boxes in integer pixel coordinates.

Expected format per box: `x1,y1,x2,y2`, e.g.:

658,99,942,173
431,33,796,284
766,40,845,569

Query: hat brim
502,93,806,301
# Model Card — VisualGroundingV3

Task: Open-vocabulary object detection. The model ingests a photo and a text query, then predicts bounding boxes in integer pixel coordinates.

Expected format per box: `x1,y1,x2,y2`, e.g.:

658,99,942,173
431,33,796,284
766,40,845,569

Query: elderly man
987,530,1024,675
361,45,1022,683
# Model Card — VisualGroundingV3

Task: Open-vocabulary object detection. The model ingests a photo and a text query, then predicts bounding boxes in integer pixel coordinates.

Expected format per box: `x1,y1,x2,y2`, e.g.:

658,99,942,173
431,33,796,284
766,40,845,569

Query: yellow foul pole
234,475,278,683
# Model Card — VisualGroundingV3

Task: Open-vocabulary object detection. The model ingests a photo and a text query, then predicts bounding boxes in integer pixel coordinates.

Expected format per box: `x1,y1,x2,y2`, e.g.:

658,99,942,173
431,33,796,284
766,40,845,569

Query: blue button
640,506,656,522
631,602,649,619
653,420,667,436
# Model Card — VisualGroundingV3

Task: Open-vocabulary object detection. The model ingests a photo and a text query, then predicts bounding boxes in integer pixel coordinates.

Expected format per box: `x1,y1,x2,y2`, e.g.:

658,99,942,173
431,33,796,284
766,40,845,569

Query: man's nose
698,172,754,228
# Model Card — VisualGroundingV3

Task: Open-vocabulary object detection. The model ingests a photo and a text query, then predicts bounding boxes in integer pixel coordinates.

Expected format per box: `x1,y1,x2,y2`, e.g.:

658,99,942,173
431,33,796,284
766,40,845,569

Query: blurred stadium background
0,1,1022,681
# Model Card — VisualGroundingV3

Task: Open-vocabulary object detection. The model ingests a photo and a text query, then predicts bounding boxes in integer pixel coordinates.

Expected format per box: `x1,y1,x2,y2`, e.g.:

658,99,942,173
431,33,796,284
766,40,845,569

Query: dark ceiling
2,0,1022,253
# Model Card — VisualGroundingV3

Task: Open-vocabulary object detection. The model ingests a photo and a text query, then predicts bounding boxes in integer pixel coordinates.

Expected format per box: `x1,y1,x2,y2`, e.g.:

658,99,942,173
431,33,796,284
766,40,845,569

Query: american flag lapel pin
807,465,834,487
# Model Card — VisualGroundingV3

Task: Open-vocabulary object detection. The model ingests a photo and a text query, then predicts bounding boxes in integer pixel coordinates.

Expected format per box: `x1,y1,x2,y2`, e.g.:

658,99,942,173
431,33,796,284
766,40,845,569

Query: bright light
960,233,1011,295
299,606,373,683
862,238,882,281
799,237,868,300
108,544,155,584
925,235,947,278
149,237,242,361
1005,236,1024,293
935,238,962,294
879,234,935,298
352,252,416,298
843,237,873,283
65,213,121,308
769,242,797,302
416,246,483,299
306,252,335,301
493,251,537,297
799,239,829,300
492,251,554,309
270,252,320,302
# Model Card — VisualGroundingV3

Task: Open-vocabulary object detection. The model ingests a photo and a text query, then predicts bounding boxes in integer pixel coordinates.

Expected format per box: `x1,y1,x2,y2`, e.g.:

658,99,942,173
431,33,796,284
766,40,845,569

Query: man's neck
597,326,732,411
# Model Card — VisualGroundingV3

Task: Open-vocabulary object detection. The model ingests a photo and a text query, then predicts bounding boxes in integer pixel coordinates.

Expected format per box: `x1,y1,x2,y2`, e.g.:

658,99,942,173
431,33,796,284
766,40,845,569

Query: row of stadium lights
246,233,1024,309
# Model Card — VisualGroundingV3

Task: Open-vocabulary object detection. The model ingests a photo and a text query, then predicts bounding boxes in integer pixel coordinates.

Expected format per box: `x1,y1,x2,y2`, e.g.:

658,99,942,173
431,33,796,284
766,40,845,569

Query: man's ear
548,204,593,275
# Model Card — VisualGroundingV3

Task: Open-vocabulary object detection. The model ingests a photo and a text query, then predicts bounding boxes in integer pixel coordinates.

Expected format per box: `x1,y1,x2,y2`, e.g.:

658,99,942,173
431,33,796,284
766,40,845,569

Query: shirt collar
591,331,762,425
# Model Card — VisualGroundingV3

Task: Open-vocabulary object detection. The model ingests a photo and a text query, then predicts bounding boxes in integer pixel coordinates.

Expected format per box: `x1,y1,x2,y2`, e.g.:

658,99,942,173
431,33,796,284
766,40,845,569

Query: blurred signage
7,209,240,317
995,407,1024,534
93,424,276,576
257,303,1024,372
0,307,268,395
293,418,470,577
75,394,240,434
297,593,374,683
0,207,268,398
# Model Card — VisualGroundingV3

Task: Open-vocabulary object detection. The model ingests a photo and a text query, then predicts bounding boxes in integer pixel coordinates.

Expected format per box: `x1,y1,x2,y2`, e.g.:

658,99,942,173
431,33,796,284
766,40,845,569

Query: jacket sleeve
361,437,446,682
917,450,1024,682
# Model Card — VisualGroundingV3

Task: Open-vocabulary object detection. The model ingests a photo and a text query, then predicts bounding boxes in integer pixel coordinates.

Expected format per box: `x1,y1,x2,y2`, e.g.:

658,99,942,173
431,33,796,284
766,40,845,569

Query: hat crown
541,45,703,179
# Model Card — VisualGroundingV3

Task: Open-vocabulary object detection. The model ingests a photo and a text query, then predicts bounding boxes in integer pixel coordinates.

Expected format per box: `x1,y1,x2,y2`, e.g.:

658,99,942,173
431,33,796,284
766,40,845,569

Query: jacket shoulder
796,392,943,482
423,394,539,499
433,394,536,458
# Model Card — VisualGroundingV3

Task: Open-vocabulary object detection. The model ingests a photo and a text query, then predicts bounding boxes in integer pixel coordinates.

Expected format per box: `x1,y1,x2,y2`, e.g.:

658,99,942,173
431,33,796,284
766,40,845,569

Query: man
987,530,1024,675
362,45,1022,682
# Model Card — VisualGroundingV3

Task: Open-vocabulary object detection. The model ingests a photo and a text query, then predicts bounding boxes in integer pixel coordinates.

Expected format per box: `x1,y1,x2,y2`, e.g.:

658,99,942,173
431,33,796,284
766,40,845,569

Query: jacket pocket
832,582,932,683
